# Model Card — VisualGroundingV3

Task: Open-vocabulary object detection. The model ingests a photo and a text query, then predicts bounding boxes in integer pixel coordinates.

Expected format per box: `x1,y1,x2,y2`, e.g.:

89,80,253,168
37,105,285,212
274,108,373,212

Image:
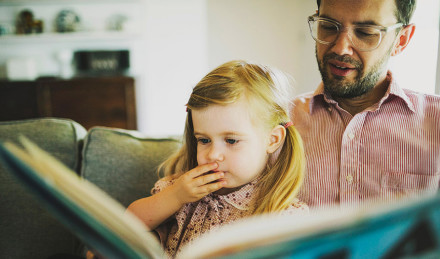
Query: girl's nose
207,145,224,162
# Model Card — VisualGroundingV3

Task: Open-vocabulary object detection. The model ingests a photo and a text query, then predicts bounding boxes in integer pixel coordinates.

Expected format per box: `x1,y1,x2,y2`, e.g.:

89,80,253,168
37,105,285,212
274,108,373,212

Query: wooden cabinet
0,76,137,130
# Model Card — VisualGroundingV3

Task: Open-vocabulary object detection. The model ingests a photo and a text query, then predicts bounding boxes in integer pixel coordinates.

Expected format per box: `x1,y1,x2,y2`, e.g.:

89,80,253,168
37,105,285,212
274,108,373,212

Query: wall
206,0,320,96
139,0,208,136
142,0,320,136
389,0,440,94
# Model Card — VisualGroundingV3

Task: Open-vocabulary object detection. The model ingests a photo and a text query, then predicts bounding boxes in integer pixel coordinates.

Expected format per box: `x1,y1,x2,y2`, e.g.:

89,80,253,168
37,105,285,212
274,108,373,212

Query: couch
0,118,181,259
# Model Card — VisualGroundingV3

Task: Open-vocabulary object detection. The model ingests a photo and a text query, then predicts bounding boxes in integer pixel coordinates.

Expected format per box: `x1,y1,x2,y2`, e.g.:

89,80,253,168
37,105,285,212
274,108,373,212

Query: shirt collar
214,179,258,210
385,71,415,113
309,71,415,114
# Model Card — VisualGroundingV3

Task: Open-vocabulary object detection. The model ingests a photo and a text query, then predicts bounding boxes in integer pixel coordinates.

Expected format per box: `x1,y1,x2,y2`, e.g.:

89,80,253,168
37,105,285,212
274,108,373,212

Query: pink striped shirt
291,71,440,209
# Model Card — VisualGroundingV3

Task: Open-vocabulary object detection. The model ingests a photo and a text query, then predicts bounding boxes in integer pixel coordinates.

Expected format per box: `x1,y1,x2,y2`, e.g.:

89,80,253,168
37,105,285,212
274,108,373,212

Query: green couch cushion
0,118,87,259
81,127,181,208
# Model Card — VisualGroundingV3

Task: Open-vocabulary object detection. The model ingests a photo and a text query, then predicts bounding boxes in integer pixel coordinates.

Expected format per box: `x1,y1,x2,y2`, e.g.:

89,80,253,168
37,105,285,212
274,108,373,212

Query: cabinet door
0,81,40,120
38,77,137,130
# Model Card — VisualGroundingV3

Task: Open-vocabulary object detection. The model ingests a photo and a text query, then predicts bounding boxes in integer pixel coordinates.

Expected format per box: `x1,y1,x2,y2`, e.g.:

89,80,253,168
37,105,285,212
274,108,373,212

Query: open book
1,137,440,259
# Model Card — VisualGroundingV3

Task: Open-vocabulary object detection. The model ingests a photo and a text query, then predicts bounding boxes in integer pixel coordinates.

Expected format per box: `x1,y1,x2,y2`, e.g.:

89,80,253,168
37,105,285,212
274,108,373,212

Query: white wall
206,0,320,95
141,0,320,136
139,0,208,136
390,0,440,94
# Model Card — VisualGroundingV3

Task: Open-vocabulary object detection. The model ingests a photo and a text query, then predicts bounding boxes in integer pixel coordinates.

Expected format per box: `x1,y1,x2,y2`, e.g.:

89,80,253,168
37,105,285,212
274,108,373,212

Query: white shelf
0,0,143,6
0,31,141,44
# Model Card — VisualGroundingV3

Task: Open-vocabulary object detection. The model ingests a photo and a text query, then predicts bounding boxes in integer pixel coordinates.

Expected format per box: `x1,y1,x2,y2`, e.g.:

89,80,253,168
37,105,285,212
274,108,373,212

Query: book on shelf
0,137,439,259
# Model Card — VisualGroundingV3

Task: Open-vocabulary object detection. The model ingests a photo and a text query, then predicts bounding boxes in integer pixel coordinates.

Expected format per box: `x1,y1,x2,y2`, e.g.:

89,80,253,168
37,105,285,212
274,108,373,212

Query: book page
179,193,439,259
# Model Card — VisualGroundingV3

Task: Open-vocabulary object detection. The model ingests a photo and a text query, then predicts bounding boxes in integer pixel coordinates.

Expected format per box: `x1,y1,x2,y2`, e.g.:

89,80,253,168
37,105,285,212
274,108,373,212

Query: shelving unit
0,31,141,44
0,0,144,40
0,0,143,5
0,0,144,76
0,1,144,129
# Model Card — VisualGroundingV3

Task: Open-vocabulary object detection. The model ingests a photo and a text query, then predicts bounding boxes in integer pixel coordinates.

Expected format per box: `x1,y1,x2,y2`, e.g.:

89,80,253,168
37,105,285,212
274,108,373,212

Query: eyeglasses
307,15,404,51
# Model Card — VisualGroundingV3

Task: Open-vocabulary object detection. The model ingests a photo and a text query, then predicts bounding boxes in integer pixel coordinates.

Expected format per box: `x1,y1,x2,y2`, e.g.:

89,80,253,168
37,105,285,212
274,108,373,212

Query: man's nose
330,29,355,56
207,144,224,162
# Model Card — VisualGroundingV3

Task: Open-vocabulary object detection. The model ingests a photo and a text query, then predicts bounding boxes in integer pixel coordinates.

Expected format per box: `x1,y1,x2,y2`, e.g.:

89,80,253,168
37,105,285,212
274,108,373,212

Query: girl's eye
226,138,238,145
197,138,210,144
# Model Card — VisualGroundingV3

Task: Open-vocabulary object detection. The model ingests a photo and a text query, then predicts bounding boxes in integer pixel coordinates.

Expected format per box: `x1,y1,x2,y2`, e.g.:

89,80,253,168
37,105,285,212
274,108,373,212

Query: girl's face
192,97,272,190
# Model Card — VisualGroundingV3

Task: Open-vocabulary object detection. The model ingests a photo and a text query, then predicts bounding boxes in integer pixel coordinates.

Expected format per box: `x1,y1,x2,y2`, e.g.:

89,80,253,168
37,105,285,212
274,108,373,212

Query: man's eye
355,27,379,38
226,139,238,144
321,25,337,31
197,138,210,144
319,21,338,32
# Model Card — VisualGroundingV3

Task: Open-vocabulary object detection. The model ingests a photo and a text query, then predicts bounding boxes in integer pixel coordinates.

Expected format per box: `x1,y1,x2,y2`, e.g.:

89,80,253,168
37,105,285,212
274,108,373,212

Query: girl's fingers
195,171,224,186
187,162,218,178
200,180,226,194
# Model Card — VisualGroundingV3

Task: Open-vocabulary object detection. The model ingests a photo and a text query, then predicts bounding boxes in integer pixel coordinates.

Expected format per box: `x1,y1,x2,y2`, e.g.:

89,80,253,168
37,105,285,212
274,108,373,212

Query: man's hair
316,0,416,25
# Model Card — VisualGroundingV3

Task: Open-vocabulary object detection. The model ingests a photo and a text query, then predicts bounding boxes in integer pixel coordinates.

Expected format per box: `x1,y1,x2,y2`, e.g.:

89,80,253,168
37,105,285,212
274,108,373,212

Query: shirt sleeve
282,198,309,215
150,176,176,246
151,176,174,195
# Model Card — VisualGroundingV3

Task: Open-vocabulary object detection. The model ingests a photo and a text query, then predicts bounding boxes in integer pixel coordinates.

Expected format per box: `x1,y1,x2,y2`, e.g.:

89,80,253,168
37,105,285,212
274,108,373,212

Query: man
292,0,440,208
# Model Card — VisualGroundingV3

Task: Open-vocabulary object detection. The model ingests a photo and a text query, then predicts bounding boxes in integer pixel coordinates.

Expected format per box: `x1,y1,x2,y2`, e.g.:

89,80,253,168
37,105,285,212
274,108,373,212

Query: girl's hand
127,163,226,230
171,162,226,205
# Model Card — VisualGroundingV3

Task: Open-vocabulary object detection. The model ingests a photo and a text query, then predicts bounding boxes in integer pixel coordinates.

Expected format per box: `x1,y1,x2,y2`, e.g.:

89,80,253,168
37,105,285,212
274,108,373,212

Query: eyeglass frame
307,14,404,51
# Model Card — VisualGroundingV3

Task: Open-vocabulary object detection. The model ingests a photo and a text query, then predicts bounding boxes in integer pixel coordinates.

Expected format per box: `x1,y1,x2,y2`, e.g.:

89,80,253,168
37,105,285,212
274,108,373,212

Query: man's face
316,0,399,98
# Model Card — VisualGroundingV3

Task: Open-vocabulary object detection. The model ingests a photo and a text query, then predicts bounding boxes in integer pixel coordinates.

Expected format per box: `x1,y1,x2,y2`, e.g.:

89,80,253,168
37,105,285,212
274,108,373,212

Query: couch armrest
0,118,87,259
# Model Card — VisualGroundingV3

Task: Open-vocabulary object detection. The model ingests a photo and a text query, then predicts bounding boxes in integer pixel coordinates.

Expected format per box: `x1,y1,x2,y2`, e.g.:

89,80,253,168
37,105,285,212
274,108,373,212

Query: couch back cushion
81,127,181,207
0,118,87,259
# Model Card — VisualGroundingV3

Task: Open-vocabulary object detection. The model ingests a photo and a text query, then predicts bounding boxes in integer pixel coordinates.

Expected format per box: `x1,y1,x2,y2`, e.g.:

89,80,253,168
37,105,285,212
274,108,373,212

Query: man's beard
317,47,392,99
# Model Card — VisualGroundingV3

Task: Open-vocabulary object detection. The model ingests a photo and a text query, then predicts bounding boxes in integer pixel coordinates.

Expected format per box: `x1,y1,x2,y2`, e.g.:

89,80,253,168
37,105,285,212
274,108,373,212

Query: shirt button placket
340,125,361,205
348,132,355,140
346,174,353,183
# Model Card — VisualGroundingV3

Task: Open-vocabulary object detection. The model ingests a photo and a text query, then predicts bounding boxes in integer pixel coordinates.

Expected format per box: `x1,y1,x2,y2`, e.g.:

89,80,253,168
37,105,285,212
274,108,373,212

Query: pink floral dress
151,176,308,258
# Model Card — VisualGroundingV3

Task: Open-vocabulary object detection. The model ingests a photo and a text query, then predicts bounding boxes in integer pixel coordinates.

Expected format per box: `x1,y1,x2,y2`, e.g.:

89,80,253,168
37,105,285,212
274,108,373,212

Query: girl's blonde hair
159,60,305,214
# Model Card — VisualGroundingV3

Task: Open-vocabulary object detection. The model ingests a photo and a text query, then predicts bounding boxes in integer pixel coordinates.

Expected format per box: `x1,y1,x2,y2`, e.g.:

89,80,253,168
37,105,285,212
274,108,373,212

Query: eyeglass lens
310,20,382,50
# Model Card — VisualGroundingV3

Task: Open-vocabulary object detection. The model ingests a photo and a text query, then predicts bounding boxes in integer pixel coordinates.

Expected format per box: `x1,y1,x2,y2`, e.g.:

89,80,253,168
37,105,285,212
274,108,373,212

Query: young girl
127,60,308,257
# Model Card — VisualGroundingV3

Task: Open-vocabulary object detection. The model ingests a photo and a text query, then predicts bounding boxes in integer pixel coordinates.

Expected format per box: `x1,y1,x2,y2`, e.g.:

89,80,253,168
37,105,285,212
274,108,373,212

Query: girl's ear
267,125,286,154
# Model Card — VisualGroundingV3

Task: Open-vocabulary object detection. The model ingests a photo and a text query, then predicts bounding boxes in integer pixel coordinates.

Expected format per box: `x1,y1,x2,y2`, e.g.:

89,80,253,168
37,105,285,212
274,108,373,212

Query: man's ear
392,24,416,56
267,125,286,154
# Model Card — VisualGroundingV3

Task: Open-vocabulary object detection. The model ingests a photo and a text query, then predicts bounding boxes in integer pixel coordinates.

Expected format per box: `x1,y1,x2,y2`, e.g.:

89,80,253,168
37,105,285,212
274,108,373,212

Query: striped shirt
291,71,440,209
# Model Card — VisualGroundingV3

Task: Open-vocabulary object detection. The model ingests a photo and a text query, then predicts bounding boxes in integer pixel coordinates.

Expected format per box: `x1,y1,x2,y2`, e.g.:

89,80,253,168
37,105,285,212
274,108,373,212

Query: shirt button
346,175,353,183
348,132,355,140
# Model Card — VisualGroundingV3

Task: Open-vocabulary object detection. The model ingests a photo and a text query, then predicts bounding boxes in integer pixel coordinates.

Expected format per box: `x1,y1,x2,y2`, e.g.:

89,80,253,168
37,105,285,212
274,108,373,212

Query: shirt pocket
380,171,440,198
